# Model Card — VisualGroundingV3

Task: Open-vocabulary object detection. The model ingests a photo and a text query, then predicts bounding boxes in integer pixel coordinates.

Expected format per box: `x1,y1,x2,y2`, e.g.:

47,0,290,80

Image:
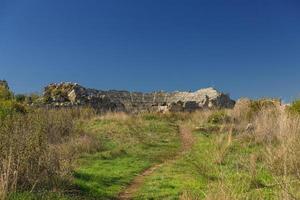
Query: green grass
71,114,181,199
134,130,279,200
8,113,291,200
8,192,72,200
8,113,180,200
73,155,151,199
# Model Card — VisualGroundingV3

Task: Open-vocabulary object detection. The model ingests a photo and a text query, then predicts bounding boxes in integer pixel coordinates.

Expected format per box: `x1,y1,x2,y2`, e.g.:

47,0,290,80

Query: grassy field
7,113,181,200
135,131,276,200
2,99,300,199
72,113,181,199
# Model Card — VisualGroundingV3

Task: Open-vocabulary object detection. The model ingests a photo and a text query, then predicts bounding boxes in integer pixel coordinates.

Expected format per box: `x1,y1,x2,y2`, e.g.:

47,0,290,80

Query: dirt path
118,125,194,200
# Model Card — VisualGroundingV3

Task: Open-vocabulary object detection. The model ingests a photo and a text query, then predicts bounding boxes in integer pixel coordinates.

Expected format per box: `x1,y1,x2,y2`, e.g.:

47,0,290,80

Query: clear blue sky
0,0,299,101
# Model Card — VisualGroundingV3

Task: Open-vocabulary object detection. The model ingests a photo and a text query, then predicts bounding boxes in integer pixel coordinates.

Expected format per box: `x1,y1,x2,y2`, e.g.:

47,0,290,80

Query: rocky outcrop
43,82,235,112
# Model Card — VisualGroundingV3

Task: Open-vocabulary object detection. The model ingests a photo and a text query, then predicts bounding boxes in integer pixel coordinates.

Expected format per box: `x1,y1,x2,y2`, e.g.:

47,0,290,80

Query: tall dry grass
0,107,97,199
256,110,300,199
230,102,300,199
184,101,300,199
233,105,300,199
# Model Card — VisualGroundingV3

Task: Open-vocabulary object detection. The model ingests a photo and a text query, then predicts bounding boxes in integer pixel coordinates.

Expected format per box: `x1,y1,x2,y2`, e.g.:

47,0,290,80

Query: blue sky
0,0,299,101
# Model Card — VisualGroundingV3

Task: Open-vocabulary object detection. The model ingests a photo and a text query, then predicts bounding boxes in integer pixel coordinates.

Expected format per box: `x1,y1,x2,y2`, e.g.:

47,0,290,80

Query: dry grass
185,110,215,128
96,111,129,121
232,104,300,199
179,190,202,200
1,99,300,199
0,153,17,200
262,112,300,200
214,133,232,165
182,101,300,199
0,107,97,199
234,105,300,199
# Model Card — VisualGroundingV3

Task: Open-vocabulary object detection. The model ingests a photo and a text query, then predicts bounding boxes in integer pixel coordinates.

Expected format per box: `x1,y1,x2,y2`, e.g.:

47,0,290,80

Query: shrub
14,94,26,103
247,99,280,120
232,98,281,123
0,85,13,101
288,99,300,115
0,83,28,119
207,110,230,124
0,108,97,198
25,93,41,105
0,100,28,119
251,107,281,144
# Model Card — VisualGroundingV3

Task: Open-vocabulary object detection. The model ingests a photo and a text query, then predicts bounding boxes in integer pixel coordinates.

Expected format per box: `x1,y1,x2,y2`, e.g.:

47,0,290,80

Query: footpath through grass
134,129,279,200
72,113,181,199
8,113,181,200
9,111,299,200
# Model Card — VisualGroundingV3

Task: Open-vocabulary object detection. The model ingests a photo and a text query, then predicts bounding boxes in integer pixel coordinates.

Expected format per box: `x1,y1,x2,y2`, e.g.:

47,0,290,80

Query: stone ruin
43,82,236,113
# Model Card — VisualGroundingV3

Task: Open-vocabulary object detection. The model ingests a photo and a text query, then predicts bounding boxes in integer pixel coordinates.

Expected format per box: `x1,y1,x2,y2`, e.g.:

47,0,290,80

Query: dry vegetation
0,108,99,199
1,80,300,200
180,99,300,200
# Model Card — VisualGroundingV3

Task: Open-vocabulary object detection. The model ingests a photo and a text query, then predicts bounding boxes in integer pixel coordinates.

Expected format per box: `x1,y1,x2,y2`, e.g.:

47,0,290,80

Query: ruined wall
43,82,235,112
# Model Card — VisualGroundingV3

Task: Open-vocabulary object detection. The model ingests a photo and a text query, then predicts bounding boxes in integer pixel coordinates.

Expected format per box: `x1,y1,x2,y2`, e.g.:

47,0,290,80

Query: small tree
0,85,13,100
15,94,26,102
0,81,27,118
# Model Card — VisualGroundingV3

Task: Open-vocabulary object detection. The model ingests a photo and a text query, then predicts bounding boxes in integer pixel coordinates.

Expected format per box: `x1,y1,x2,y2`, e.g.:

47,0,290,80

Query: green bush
15,94,26,102
0,100,28,118
208,110,230,124
288,100,300,114
15,93,42,104
0,85,13,100
0,83,28,118
246,99,280,120
26,93,41,104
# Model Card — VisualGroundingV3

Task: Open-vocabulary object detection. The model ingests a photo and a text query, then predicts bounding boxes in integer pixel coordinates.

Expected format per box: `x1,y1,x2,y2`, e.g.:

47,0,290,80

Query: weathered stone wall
43,82,235,112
